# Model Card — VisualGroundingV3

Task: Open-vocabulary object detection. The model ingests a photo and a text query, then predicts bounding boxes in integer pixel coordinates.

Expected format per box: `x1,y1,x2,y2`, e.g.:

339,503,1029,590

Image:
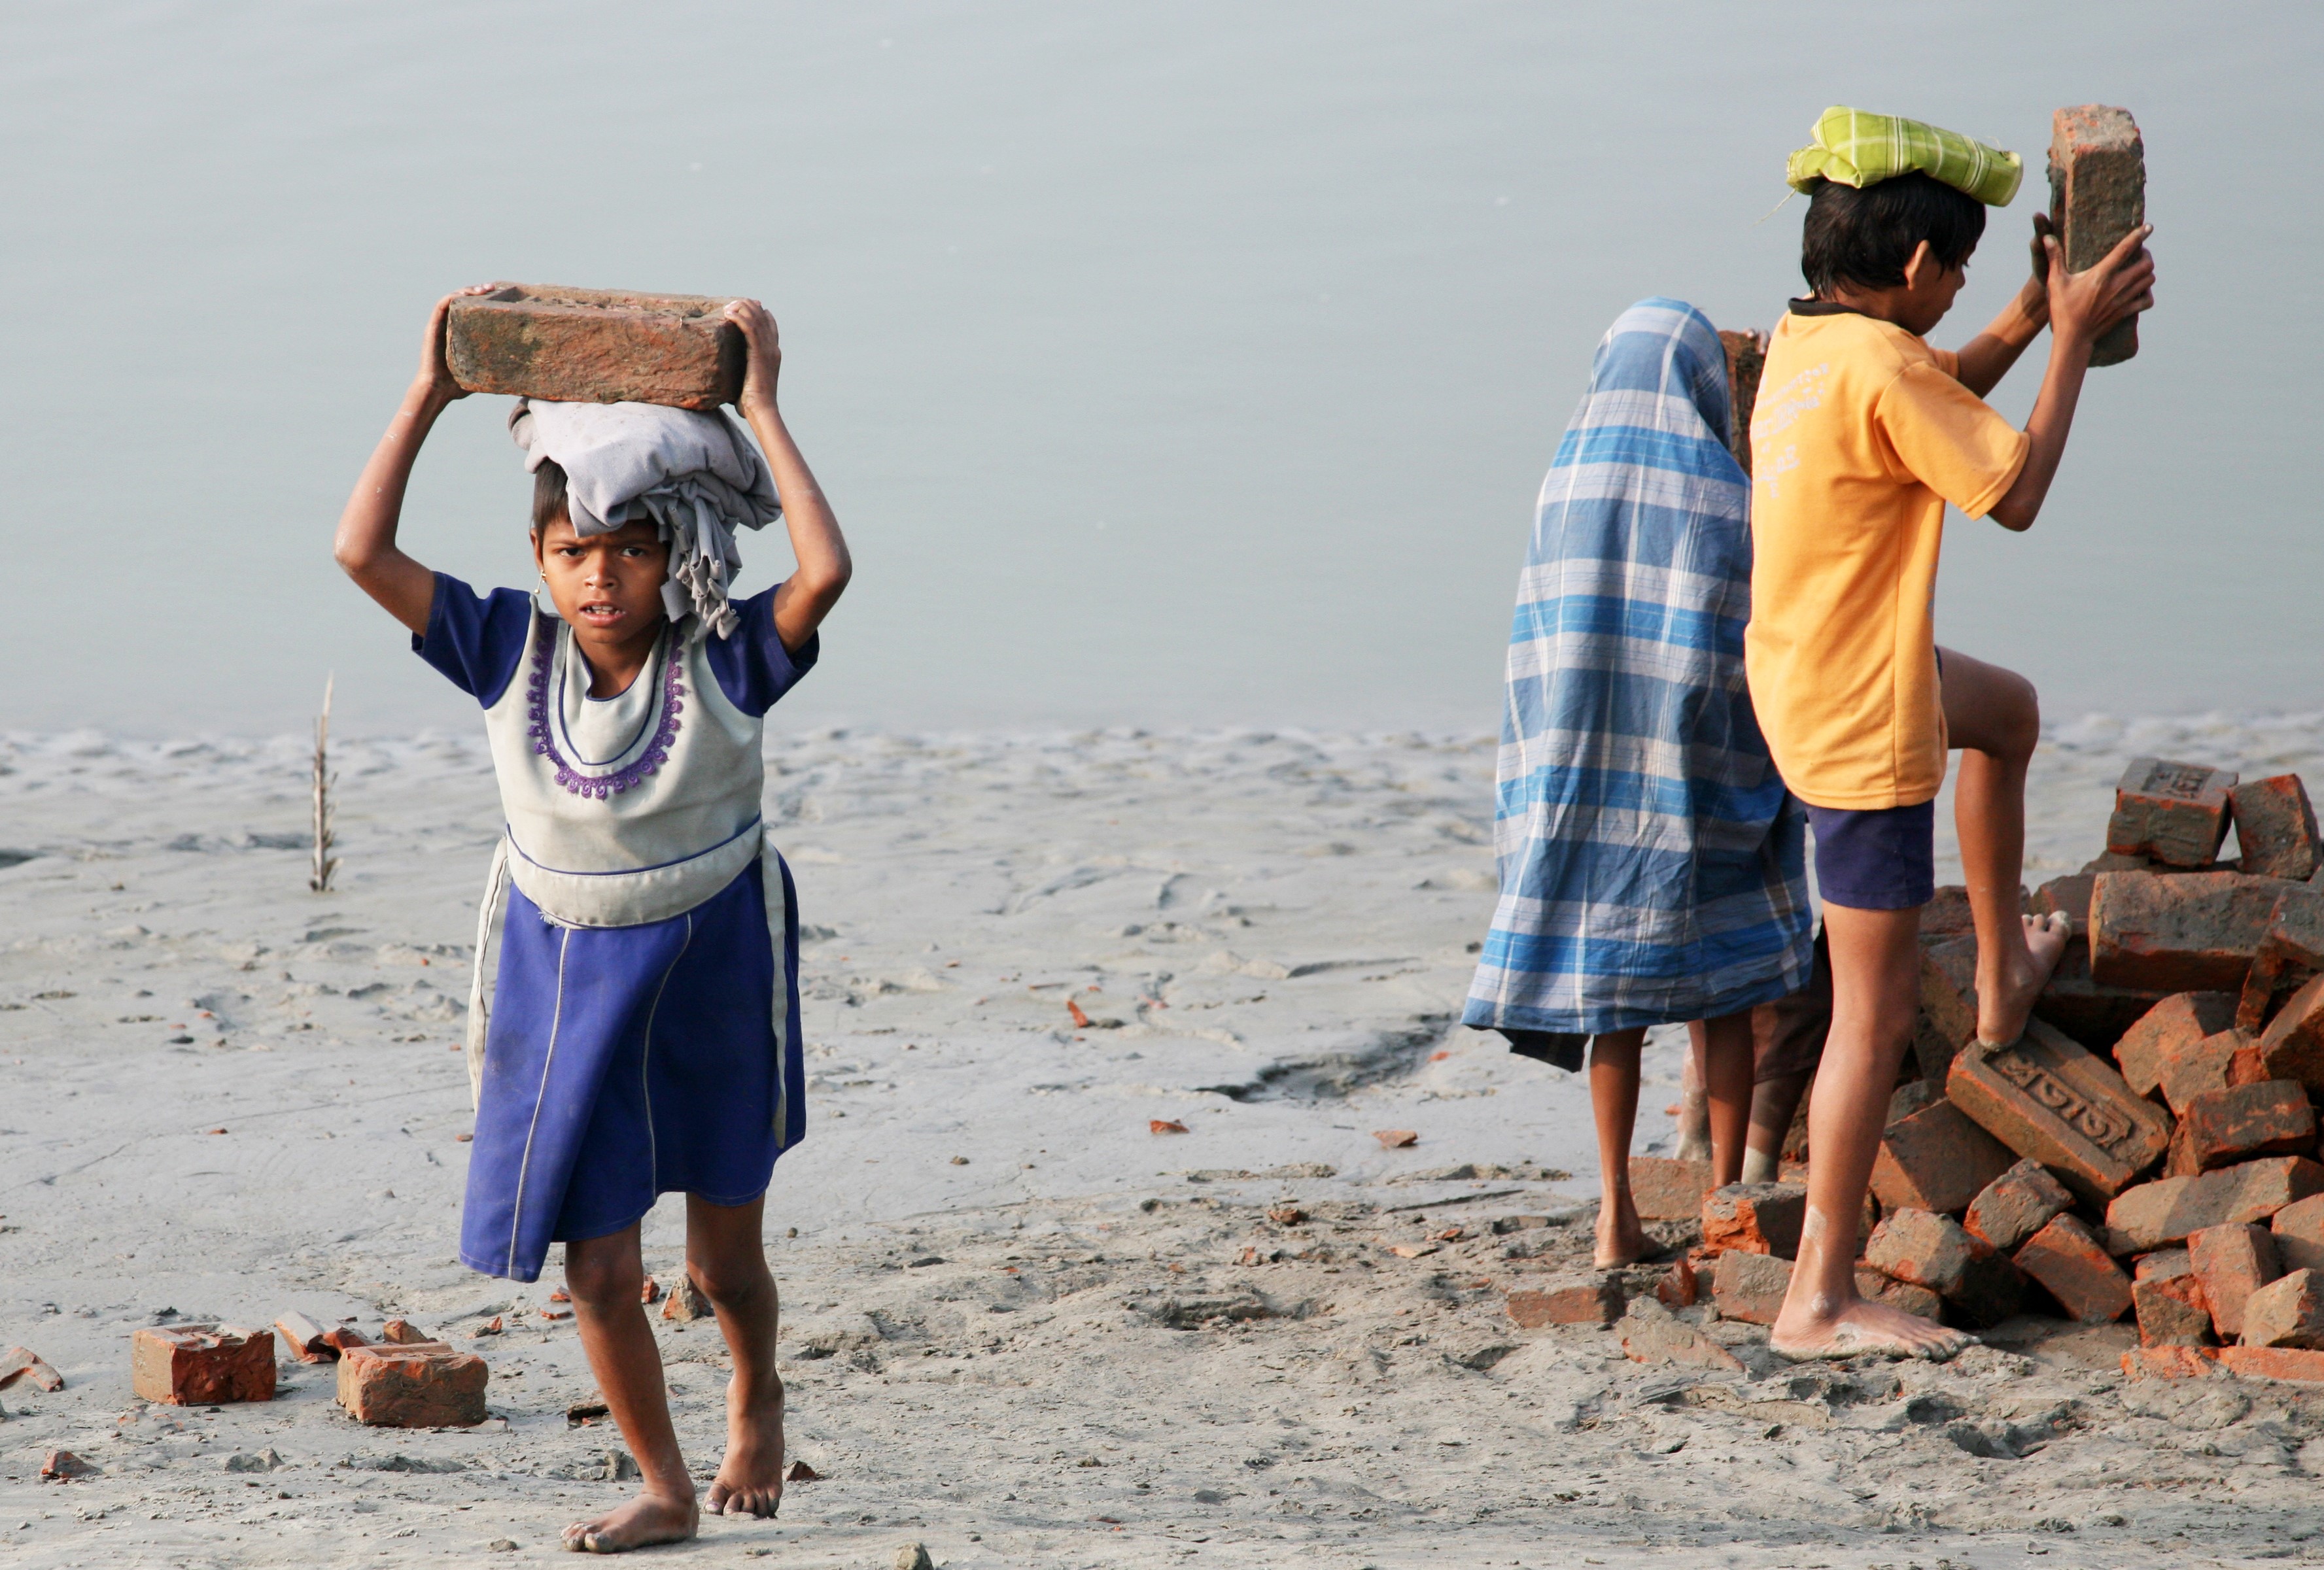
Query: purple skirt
459,856,805,1282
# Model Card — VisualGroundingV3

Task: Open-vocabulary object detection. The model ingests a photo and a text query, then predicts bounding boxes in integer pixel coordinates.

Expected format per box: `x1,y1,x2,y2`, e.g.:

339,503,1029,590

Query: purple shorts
1805,800,1936,911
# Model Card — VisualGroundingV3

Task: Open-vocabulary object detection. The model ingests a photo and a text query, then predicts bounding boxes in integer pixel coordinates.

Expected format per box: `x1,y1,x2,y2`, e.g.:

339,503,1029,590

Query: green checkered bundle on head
1786,105,2022,207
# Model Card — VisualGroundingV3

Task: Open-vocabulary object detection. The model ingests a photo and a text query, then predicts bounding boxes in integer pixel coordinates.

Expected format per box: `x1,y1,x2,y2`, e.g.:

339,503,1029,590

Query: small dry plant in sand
309,674,341,894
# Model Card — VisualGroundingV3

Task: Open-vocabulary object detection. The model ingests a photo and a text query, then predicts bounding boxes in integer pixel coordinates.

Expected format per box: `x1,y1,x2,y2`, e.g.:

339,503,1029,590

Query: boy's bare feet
1975,911,2073,1047
561,1490,698,1554
1593,1192,1652,1269
1770,1293,1975,1362
704,1372,786,1518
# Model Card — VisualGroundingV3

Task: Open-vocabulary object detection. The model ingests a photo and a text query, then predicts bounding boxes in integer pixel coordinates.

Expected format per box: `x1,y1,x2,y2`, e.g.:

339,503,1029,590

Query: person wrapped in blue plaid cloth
1463,298,1814,1269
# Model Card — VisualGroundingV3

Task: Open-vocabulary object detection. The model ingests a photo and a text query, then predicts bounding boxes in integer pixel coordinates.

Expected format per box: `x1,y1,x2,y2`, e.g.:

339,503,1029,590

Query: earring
540,572,549,582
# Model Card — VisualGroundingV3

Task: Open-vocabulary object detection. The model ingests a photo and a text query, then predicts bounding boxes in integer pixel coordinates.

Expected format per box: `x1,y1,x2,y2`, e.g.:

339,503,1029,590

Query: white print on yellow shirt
1750,362,1828,501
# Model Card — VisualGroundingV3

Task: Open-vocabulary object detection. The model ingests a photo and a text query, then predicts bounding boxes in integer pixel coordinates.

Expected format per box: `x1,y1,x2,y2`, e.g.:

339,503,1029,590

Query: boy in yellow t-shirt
1745,113,2155,1361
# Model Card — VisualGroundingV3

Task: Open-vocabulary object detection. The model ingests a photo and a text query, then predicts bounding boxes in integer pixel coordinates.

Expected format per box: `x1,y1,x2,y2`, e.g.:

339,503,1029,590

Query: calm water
3,2,2317,738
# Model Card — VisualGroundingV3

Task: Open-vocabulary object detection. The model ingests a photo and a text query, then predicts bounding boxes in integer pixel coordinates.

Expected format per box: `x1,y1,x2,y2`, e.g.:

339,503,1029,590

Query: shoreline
5,724,2323,1564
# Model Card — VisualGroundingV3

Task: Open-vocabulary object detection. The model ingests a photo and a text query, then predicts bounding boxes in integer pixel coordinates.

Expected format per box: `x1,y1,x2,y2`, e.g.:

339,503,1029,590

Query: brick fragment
2211,1345,2324,1383
2032,934,2170,1051
130,1325,276,1407
1964,1158,2075,1253
1701,1182,1806,1259
274,1312,332,1364
1627,1156,1712,1221
1717,330,1765,476
1886,1078,1942,1127
1506,1274,1623,1329
2049,106,2147,367
1921,884,1978,941
40,1448,98,1479
2013,1214,2133,1323
1947,1017,2174,1203
1862,1208,2023,1326
2270,1193,2324,1274
1857,1267,1943,1320
1917,936,1980,1073
320,1326,370,1356
0,1346,61,1393
380,1318,430,1345
2106,757,2229,867
2091,870,2287,993
2122,1344,2217,1380
1710,1250,1792,1326
2105,1155,2324,1251
2241,1268,2324,1349
2231,776,2322,882
2239,885,2324,1031
2188,1223,2282,1340
335,1342,490,1427
1616,1299,1743,1372
2111,991,2236,1097
2029,874,2097,936
2164,1080,2315,1176
2258,971,2324,1095
445,284,744,411
2086,851,2156,873
640,1276,662,1305
2132,1250,2215,1348
661,1274,714,1323
1654,1255,1699,1310
2155,1029,2251,1116
1871,1099,2015,1216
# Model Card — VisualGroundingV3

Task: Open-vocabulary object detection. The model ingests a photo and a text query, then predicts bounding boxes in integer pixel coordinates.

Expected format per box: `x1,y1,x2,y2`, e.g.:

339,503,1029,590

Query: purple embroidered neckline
525,614,684,799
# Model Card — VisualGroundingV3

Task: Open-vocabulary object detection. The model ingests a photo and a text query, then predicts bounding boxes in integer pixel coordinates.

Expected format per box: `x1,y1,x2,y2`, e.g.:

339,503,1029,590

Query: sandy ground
9,717,2324,1567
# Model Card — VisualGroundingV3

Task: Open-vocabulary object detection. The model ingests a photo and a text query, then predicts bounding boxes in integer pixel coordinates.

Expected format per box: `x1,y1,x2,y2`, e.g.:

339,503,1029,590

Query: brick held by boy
1744,104,2155,1360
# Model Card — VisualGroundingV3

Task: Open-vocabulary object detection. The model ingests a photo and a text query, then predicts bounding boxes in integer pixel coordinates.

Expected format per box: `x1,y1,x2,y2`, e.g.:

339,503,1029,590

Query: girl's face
531,514,670,645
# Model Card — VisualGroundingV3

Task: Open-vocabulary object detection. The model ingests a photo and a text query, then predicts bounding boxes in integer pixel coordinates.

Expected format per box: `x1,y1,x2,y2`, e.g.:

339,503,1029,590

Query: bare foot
1593,1191,1652,1269
1770,1293,1975,1362
704,1372,785,1518
1975,912,2073,1047
561,1490,698,1554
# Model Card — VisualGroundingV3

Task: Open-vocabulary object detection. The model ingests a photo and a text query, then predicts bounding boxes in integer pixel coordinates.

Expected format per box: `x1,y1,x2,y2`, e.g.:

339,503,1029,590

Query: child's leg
1587,1028,1650,1267
561,1224,699,1552
1673,1045,1712,1163
1743,1070,1812,1185
1770,904,1971,1358
1937,646,2072,1043
1690,1013,1754,1187
685,1195,786,1518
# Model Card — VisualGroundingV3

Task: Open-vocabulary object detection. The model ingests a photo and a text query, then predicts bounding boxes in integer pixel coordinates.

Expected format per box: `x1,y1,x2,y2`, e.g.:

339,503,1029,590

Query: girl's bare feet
1770,1293,1975,1362
1975,912,2073,1046
561,1490,699,1554
1593,1191,1652,1269
704,1371,786,1518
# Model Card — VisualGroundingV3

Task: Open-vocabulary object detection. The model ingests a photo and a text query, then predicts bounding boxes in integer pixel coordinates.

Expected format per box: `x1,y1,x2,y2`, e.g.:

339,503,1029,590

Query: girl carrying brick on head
335,286,850,1552
1463,299,1815,1268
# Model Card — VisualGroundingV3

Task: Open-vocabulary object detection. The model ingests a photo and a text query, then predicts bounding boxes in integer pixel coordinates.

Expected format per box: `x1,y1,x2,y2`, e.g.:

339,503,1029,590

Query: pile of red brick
1572,757,2324,1383
1884,757,2324,1376
130,1312,487,1425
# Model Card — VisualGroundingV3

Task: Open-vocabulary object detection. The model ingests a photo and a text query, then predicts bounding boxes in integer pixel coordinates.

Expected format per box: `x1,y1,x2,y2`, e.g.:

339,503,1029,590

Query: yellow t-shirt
1744,307,2031,810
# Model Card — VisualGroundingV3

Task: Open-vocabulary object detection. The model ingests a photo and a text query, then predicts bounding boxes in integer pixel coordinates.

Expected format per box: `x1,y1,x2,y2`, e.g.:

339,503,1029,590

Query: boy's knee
564,1248,642,1309
1994,669,2041,755
687,1254,771,1310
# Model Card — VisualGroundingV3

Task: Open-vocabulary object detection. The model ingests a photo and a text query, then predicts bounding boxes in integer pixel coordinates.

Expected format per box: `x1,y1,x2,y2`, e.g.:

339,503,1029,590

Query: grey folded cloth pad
510,398,782,640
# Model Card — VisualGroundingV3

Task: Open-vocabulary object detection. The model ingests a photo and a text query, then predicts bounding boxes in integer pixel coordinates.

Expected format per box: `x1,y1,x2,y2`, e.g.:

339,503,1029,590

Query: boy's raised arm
1986,224,2155,533
725,299,852,655
334,288,495,635
1951,216,2056,398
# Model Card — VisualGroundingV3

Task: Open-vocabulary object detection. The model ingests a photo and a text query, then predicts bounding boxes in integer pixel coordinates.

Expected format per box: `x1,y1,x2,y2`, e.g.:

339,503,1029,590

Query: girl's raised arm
334,287,496,634
725,299,852,654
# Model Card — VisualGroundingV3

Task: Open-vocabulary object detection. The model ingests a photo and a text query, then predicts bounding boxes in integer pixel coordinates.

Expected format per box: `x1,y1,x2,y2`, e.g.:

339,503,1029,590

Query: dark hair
1799,172,1986,296
532,459,568,532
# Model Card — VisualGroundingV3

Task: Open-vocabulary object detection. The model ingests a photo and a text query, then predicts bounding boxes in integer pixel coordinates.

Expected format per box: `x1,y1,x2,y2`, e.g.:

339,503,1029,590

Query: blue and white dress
417,573,814,1282
1462,299,1812,1066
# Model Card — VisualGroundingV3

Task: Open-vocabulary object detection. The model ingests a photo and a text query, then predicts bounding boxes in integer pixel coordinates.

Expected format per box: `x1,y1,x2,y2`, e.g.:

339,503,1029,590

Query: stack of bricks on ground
118,1276,712,1426
1514,757,2324,1388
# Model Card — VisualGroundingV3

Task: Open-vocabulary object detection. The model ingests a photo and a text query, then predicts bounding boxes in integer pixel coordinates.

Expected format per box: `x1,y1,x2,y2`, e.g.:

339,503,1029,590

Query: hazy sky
5,2,2316,737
